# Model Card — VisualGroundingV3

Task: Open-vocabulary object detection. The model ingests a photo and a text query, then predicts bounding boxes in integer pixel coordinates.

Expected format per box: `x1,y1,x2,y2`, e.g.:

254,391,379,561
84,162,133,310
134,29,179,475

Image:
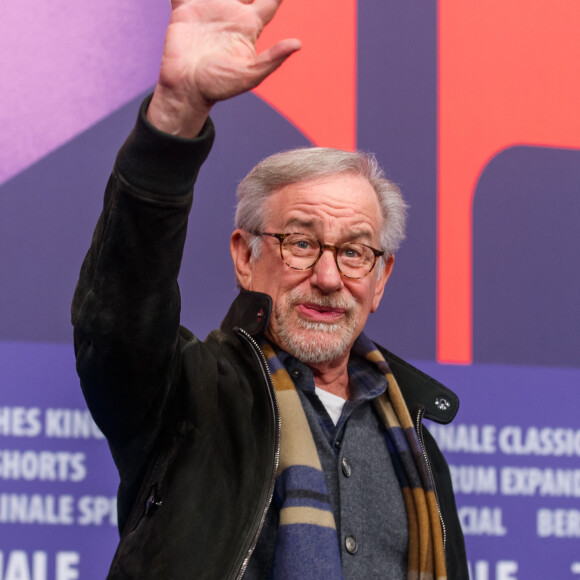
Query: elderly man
72,0,467,578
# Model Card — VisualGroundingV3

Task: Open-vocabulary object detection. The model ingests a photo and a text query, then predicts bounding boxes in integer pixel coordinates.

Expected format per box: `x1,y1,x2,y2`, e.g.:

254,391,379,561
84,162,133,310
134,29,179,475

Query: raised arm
147,0,301,137
72,0,299,446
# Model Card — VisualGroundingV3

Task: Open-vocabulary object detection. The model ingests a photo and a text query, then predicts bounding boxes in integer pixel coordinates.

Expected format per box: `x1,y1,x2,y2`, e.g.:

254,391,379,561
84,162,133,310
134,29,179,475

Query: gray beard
274,289,359,364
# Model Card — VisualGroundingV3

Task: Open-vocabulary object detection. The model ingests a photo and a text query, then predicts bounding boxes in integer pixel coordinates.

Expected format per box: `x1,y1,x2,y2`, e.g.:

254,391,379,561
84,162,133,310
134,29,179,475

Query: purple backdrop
1,2,579,579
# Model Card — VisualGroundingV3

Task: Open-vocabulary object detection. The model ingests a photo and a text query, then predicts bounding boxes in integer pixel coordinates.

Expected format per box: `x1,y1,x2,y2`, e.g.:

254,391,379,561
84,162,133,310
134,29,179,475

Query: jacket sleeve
71,97,215,449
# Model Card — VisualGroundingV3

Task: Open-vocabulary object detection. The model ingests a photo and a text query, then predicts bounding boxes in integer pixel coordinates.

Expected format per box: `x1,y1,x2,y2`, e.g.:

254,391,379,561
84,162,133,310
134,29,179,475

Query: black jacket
72,101,468,579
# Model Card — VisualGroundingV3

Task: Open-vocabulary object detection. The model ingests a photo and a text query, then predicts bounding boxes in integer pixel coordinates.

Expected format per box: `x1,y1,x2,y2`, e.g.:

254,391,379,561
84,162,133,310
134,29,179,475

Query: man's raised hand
147,0,301,137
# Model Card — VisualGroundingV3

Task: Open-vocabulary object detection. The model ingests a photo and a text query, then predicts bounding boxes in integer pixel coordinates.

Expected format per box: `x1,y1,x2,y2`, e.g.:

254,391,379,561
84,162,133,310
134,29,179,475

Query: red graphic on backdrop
437,0,580,363
254,0,357,151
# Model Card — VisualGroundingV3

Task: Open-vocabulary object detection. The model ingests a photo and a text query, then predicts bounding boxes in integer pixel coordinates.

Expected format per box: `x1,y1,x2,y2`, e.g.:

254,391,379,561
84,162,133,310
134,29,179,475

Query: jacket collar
378,345,460,425
220,289,273,336
221,290,459,425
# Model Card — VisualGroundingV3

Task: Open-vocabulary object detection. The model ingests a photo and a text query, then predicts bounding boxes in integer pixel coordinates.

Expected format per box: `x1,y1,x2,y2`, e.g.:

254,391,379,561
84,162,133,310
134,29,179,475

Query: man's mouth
296,302,348,322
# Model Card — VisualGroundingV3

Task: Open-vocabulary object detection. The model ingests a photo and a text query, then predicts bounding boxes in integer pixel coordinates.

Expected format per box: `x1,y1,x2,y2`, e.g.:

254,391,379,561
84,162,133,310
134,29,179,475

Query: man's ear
371,254,394,313
230,229,253,289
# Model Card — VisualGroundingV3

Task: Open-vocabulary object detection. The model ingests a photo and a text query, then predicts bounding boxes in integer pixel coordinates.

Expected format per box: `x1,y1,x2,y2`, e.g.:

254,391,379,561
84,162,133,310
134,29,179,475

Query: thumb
251,38,301,87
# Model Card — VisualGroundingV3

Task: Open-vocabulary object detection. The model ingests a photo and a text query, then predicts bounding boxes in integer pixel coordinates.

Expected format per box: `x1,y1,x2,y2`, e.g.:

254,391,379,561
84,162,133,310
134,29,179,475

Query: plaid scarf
260,334,446,580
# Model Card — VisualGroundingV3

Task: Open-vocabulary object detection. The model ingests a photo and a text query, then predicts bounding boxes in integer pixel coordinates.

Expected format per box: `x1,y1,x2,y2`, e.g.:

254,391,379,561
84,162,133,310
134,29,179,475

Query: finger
251,38,301,85
259,37,302,62
252,0,285,26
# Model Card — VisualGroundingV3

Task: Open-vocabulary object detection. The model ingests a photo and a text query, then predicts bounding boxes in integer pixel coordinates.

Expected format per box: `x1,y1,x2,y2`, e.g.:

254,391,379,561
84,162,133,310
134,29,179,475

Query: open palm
149,0,300,135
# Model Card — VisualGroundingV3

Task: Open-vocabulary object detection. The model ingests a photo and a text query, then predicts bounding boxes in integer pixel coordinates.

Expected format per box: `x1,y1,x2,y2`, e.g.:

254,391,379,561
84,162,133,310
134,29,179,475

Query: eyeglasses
253,232,385,279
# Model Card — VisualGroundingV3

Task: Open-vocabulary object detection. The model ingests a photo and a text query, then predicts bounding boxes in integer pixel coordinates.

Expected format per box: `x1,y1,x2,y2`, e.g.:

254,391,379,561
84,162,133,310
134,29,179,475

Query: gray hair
235,147,407,262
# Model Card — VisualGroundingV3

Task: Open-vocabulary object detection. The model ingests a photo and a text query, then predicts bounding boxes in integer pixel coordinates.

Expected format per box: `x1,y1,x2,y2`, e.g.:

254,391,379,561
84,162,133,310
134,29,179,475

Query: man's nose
310,248,343,292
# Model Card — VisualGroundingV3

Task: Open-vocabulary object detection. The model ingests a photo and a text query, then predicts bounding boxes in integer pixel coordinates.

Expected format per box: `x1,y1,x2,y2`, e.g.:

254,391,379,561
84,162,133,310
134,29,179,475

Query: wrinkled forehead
264,174,383,237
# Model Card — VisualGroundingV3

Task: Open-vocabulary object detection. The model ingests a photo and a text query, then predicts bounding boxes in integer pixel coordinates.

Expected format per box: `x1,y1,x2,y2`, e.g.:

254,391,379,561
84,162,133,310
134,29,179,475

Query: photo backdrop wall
1,1,579,578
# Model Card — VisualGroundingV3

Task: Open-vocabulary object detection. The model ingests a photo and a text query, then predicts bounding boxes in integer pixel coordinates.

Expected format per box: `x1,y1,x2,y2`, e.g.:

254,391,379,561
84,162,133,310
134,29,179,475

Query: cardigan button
345,535,358,554
341,457,352,477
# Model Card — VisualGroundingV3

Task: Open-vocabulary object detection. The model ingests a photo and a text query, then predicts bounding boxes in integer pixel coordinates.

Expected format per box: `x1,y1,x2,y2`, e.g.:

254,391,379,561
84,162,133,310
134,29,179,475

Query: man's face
231,173,393,366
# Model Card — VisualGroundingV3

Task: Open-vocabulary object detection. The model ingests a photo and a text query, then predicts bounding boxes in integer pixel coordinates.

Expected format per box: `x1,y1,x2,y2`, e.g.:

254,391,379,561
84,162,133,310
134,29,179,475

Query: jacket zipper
415,406,447,553
234,328,281,580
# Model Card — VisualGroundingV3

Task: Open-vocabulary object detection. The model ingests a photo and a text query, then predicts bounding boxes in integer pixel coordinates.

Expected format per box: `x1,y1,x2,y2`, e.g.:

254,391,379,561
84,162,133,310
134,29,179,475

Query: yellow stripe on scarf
275,388,324,474
280,506,337,529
